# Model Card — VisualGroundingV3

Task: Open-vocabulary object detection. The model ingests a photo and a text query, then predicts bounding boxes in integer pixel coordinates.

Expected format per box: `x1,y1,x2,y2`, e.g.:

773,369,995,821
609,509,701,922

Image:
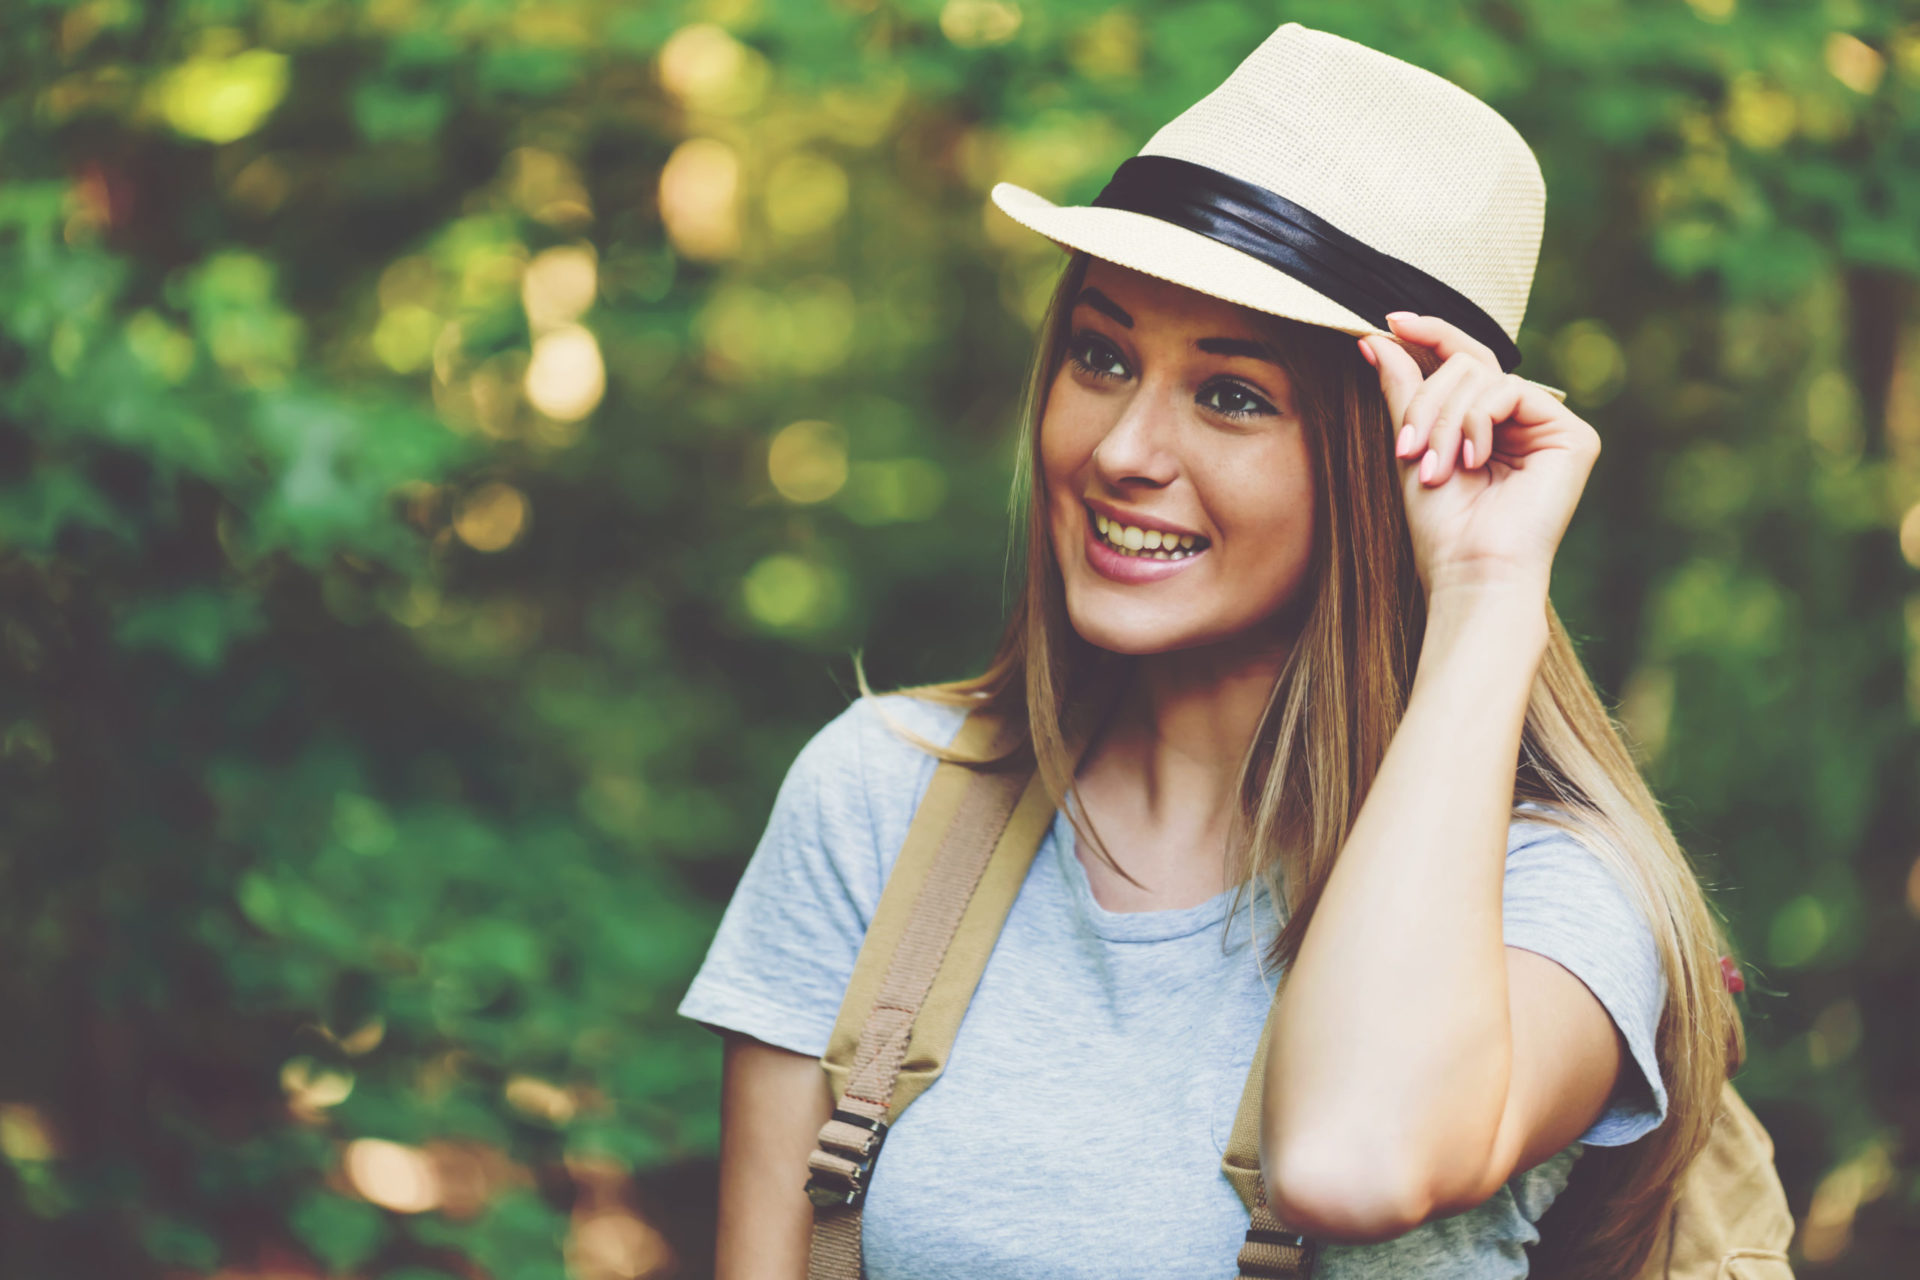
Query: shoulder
782,692,974,876
791,691,971,798
1501,802,1658,938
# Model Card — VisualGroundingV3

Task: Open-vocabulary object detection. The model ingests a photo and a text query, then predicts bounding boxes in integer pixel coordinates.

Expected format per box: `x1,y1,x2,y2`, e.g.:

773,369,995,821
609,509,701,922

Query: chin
1063,591,1226,656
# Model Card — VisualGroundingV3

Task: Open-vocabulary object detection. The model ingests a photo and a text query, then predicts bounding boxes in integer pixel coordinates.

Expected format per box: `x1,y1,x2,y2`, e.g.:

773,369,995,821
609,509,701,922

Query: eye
1067,330,1130,380
1197,378,1277,419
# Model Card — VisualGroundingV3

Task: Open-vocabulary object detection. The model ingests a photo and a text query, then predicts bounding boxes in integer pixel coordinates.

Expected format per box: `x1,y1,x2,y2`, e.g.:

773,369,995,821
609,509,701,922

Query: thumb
1363,334,1424,435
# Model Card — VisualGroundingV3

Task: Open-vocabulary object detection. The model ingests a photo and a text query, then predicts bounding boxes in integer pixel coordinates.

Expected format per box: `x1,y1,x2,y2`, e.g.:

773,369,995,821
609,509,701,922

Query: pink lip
1081,517,1209,584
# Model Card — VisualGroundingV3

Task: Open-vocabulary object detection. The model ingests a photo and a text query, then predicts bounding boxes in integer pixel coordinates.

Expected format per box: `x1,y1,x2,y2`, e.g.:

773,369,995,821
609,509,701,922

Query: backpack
801,710,1795,1279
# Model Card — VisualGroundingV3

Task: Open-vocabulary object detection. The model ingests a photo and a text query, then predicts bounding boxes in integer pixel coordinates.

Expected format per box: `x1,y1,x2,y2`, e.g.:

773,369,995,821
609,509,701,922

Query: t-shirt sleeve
1501,817,1671,1148
674,695,960,1058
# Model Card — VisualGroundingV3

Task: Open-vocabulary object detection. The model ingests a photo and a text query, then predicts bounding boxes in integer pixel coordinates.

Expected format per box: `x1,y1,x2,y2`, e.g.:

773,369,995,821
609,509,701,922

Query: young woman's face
1040,259,1317,656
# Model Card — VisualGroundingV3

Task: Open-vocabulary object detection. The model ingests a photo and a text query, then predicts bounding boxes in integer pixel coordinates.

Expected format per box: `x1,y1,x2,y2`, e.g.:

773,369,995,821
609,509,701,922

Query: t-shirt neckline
1049,810,1271,944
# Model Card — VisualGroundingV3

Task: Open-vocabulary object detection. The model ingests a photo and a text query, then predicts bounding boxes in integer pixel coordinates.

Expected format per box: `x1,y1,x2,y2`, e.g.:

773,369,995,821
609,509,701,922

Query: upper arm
1439,822,1671,1214
716,1032,832,1280
1441,946,1626,1212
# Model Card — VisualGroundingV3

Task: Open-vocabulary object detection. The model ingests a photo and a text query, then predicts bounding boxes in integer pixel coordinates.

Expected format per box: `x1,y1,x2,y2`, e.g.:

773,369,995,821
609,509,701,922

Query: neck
1098,626,1295,818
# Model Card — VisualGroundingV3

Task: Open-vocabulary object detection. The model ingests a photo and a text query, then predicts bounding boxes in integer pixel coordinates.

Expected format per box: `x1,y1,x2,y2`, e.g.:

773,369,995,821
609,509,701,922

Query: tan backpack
801,711,1795,1279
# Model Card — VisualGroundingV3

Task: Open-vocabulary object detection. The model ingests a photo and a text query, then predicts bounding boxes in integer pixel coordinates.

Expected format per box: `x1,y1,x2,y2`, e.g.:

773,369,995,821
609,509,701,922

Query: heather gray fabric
678,696,1669,1278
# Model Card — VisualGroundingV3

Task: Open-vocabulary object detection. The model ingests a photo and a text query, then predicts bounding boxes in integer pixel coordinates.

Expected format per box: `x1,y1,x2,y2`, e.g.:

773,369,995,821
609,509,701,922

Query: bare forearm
1261,584,1548,1236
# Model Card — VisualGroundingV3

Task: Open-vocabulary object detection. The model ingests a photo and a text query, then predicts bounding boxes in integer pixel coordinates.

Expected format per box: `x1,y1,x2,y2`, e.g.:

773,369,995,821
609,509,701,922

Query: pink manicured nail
1419,449,1437,483
1385,311,1417,323
1396,425,1415,456
1462,439,1476,469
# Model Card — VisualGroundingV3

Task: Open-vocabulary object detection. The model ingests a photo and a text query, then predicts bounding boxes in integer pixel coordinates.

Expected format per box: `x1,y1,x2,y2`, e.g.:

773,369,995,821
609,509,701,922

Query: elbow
1262,1136,1436,1245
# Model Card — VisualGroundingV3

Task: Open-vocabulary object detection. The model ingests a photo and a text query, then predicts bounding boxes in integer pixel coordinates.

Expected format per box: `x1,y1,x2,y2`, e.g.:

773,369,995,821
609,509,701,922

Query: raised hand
1359,312,1600,604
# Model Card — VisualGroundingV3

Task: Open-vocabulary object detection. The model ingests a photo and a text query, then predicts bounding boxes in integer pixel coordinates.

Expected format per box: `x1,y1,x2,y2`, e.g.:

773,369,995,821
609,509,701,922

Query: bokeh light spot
0,1104,57,1163
580,771,650,839
1069,12,1143,82
568,1210,673,1280
1896,503,1920,568
1616,663,1675,764
659,138,741,261
1725,73,1797,149
344,1138,441,1214
768,420,849,504
1768,893,1829,967
1554,320,1626,404
1800,1142,1896,1263
1825,33,1885,95
523,244,599,334
504,147,593,227
941,0,1022,48
372,304,440,373
657,24,767,115
504,1076,576,1125
841,459,948,524
454,482,530,552
124,310,196,385
1808,999,1862,1068
765,154,849,240
281,1057,354,1116
525,325,606,421
742,555,845,632
159,48,289,144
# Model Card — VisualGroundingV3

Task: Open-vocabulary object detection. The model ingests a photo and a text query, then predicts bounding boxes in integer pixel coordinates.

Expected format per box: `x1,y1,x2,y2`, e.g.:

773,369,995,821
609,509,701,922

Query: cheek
1209,438,1317,584
1038,383,1102,502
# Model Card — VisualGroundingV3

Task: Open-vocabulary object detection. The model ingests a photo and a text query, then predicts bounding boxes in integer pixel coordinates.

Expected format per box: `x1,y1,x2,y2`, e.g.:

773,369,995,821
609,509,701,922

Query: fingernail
1385,311,1417,323
1357,337,1377,367
1462,439,1476,469
1396,425,1414,456
1419,449,1437,483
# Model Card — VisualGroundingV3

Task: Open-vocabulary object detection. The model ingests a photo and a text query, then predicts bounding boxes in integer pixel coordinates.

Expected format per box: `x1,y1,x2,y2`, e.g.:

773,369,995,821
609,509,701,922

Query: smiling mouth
1087,505,1211,560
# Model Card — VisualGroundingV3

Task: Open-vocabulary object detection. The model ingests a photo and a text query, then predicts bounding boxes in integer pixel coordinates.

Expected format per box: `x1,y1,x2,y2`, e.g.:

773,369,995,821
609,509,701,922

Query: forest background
1,0,1916,1276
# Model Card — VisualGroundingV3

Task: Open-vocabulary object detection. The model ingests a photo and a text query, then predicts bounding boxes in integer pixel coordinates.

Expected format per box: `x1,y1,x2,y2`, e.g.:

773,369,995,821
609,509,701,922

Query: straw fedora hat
991,22,1563,397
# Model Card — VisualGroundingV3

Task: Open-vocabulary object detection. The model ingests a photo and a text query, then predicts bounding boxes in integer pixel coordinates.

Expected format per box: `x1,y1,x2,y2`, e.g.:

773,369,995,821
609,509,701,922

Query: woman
679,23,1742,1279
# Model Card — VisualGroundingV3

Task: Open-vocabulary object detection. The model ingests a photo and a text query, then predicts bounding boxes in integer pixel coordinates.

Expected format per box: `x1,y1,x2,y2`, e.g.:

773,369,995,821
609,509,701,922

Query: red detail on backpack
1720,954,1745,994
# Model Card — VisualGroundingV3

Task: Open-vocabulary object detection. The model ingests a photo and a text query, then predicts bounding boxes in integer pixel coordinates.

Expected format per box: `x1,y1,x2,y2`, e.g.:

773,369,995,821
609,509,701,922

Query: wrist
1427,571,1548,624
1416,586,1550,691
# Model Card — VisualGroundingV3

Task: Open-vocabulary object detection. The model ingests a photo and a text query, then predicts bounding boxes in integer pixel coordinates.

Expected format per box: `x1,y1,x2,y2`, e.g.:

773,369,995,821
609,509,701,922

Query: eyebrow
1074,289,1282,368
1195,336,1285,367
1074,287,1133,328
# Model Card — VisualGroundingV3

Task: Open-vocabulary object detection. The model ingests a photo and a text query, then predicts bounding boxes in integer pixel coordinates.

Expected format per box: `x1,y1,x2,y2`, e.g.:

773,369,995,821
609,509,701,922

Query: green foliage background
0,0,1916,1275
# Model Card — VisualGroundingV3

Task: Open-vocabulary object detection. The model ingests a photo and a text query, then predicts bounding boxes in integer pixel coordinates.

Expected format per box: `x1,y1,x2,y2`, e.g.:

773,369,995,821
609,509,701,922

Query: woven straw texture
991,22,1545,345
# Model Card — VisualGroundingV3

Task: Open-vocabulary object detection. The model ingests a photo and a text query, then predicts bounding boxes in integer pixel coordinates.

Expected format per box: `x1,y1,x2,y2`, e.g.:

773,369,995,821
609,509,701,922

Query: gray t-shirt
678,695,1669,1278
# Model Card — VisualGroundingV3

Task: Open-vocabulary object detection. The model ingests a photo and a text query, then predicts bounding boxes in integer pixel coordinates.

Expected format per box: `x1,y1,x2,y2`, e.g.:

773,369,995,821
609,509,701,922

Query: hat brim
990,182,1566,404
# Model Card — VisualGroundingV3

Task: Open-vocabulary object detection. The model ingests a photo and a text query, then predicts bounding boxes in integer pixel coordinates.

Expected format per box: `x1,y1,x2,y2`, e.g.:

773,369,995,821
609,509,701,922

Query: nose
1090,388,1179,491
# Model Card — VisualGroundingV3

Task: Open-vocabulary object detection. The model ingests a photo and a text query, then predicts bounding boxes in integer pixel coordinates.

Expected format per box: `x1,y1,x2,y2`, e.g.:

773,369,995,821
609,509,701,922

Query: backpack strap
807,707,1054,1280
805,703,1318,1279
1224,991,1319,1278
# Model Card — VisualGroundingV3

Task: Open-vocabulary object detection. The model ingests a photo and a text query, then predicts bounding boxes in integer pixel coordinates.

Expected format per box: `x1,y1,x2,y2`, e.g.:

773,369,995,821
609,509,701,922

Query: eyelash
1065,330,1278,420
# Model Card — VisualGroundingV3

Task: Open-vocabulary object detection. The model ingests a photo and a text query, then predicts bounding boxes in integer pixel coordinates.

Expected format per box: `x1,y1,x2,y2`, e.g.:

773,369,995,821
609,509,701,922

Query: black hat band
1089,155,1522,373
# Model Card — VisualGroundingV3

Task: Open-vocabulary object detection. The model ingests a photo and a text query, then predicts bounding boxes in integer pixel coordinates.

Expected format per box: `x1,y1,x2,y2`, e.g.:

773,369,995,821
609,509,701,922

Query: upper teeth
1093,511,1203,559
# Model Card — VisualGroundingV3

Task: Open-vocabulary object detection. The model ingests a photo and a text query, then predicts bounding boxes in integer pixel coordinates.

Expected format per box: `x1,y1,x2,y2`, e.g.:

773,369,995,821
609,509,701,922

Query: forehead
1078,257,1264,337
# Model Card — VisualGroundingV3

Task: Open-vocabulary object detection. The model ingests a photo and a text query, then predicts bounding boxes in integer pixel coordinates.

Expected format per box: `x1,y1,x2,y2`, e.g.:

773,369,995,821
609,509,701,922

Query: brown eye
1198,379,1276,418
1068,331,1129,379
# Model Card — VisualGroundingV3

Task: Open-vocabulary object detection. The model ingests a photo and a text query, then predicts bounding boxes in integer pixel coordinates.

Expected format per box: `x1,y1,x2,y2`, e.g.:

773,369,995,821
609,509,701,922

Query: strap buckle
805,1109,890,1210
1238,1226,1318,1279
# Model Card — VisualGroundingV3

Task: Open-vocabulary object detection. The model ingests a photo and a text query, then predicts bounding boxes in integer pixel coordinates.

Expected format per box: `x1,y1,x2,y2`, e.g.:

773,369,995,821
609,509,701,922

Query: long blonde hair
892,250,1744,1277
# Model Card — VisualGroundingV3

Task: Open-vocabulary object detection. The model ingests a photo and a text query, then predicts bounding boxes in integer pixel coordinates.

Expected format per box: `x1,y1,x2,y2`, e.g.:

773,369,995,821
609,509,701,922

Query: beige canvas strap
808,710,1054,1279
806,706,1316,1279
1224,993,1318,1277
